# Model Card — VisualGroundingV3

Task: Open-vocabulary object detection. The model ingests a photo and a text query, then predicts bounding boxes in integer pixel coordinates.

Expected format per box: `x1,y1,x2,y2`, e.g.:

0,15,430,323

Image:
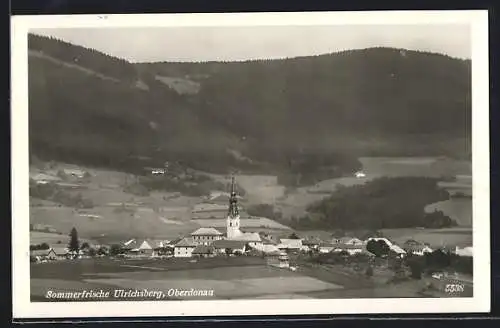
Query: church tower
226,176,241,239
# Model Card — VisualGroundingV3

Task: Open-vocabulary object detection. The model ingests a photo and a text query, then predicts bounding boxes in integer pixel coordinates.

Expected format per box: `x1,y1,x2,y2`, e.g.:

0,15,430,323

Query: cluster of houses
29,176,472,268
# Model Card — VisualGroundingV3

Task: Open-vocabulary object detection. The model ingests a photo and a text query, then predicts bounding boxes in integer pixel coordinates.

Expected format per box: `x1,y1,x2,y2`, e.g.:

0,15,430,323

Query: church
173,177,263,257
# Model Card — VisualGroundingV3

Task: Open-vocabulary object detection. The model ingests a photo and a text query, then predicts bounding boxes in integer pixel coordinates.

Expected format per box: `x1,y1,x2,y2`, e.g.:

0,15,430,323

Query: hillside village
30,171,473,295
27,33,474,299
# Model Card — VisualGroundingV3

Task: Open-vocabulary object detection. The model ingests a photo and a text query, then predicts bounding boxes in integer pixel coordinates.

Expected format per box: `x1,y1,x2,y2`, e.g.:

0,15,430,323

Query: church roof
190,227,223,236
212,239,247,249
232,232,262,242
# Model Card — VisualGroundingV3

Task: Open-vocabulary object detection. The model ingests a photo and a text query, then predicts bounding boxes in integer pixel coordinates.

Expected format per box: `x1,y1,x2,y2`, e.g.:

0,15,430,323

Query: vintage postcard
11,10,490,318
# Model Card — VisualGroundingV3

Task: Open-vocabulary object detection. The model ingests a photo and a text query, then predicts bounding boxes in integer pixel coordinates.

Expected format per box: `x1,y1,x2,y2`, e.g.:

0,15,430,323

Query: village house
122,239,167,257
254,236,281,253
192,245,216,258
404,244,433,256
333,236,364,246
318,242,336,254
212,239,247,255
174,237,197,257
301,238,321,251
277,238,303,252
332,244,365,256
190,227,224,245
366,237,394,247
30,247,69,262
389,244,407,258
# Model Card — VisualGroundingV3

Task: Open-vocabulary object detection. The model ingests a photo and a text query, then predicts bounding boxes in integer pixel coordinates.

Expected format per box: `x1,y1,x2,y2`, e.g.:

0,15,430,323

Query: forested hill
140,48,471,159
28,33,471,177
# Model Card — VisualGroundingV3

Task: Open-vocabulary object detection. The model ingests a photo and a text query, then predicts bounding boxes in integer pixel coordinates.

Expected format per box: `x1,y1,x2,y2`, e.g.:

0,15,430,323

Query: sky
31,25,471,63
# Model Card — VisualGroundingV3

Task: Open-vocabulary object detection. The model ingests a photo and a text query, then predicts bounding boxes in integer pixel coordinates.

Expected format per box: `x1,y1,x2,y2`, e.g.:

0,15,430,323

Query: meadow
30,257,345,301
29,156,472,246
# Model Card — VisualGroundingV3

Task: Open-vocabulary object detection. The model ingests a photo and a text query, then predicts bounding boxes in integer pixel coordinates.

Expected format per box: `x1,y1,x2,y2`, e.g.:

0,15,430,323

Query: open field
30,205,200,243
278,156,472,221
30,255,470,301
30,231,96,246
29,156,472,243
425,198,472,227
30,256,449,301
30,257,344,301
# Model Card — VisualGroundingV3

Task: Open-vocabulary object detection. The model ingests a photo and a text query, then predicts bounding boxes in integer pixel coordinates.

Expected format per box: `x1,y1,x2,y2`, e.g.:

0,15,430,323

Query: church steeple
226,176,241,239
228,176,239,218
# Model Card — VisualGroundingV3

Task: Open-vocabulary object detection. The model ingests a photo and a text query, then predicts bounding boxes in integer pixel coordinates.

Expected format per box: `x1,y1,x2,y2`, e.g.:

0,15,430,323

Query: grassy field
30,231,95,246
30,257,346,301
425,199,472,227
30,254,470,301
278,156,472,221
29,157,472,244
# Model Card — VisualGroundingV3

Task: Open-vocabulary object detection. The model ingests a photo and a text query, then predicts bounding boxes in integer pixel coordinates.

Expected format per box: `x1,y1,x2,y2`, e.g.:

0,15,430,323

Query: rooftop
192,245,216,255
212,239,247,249
190,227,223,236
175,237,197,247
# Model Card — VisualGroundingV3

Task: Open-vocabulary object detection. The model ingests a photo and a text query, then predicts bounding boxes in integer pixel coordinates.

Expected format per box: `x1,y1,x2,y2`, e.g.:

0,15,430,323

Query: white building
190,227,224,245
174,237,197,257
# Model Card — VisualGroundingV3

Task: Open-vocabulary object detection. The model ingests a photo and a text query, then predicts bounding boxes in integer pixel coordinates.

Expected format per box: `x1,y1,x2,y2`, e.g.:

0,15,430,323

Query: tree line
292,177,456,230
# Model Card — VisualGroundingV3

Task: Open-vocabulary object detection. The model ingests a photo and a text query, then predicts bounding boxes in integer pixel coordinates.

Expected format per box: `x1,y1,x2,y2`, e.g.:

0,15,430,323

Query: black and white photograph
11,11,490,318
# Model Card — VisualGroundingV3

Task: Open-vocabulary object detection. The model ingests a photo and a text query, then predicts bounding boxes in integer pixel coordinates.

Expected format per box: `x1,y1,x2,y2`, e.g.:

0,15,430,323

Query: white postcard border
11,10,490,318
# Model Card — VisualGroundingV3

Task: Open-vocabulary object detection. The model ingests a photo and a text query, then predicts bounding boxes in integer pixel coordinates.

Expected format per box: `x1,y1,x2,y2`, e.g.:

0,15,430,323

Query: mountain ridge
28,33,471,178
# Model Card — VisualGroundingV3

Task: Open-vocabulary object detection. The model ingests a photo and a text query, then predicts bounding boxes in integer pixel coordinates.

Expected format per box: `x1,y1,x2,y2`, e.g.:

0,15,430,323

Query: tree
225,248,232,256
81,242,90,250
109,244,123,256
68,227,80,256
97,246,109,256
40,242,50,250
87,247,97,257
366,239,390,257
288,232,301,239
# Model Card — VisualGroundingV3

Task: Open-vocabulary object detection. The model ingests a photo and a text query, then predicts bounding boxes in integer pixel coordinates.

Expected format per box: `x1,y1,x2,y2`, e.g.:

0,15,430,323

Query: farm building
192,245,216,258
318,243,336,254
331,244,365,256
389,244,407,258
122,239,168,257
212,239,247,255
277,238,303,252
404,244,433,256
333,237,364,246
366,237,394,247
30,247,69,262
174,237,197,258
301,238,321,251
